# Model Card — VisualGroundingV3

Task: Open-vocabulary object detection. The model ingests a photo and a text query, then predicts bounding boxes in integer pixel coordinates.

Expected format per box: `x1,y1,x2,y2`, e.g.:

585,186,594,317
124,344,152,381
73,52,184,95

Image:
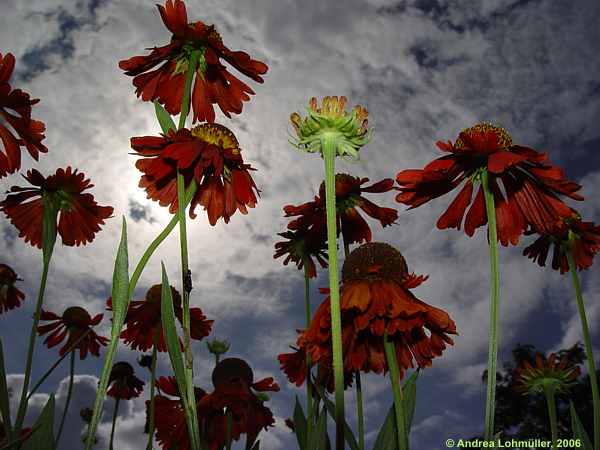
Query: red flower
396,123,582,246
151,359,278,450
110,284,213,352
0,52,47,179
278,344,354,393
523,215,600,273
273,227,328,278
37,306,109,359
198,358,278,449
513,352,580,395
0,263,25,314
107,362,145,400
151,376,207,450
0,167,113,248
282,242,457,383
131,124,259,225
118,0,268,123
285,174,398,246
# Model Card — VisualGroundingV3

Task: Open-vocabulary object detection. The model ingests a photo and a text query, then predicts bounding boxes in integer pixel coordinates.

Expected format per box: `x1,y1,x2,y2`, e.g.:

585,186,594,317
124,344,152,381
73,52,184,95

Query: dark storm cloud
15,0,108,82
128,199,157,225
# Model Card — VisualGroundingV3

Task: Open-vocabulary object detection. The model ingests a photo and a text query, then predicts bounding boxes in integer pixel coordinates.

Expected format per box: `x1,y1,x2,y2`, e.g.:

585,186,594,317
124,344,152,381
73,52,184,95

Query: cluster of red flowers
274,173,398,278
0,52,47,178
279,242,457,389
151,358,278,450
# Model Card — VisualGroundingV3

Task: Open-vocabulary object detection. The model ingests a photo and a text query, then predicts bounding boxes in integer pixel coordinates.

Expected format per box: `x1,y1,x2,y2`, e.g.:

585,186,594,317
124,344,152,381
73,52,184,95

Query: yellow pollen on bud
455,122,513,149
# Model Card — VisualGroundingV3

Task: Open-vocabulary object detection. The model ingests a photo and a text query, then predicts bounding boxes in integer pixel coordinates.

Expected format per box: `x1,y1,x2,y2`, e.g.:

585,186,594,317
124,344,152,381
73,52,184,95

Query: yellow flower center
191,123,240,155
455,122,513,150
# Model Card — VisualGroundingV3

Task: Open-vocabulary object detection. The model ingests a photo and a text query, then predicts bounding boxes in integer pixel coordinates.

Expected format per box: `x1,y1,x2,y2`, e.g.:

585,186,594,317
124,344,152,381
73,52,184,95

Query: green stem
128,183,197,299
321,133,345,450
109,398,120,450
342,238,365,450
176,50,201,450
481,171,501,440
27,329,90,401
356,372,365,450
146,337,159,450
303,262,314,433
567,249,600,450
383,330,408,450
543,385,558,450
55,351,75,447
13,252,53,435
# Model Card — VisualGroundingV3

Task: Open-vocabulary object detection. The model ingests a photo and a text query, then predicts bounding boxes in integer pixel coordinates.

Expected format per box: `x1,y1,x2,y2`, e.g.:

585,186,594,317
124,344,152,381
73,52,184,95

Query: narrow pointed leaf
20,394,55,450
0,340,12,432
161,263,202,450
293,395,307,449
373,371,419,450
154,101,177,134
310,381,360,450
41,196,57,265
85,217,129,450
403,371,419,432
307,405,328,450
570,401,593,449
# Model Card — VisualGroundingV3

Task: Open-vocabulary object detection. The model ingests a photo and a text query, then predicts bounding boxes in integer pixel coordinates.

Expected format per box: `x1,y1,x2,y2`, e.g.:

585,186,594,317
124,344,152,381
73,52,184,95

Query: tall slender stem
14,254,53,434
355,372,365,450
383,330,408,450
109,398,120,450
55,350,75,447
543,385,558,450
566,249,600,450
176,50,201,449
342,238,365,450
27,329,90,401
303,262,314,434
127,182,197,300
321,133,345,450
481,171,501,440
146,335,159,450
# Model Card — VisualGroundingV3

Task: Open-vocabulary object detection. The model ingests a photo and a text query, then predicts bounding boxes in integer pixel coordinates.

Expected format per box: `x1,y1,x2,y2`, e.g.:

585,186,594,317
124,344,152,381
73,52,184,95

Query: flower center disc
145,284,181,306
212,357,254,389
111,361,134,380
62,306,91,328
0,264,17,286
191,123,240,155
455,122,513,150
342,242,408,284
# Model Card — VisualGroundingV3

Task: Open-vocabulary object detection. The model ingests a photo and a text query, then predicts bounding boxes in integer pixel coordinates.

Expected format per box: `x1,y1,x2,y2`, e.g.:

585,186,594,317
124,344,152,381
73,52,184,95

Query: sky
1,0,600,449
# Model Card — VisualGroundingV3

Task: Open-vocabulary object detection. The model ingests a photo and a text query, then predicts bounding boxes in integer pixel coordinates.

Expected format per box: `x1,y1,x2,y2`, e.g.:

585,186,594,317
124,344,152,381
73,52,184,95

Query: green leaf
293,395,307,449
570,401,593,450
306,405,328,450
41,195,57,264
20,394,55,450
85,218,129,450
373,371,419,450
372,404,396,450
154,101,177,134
161,263,203,450
310,381,360,450
402,371,419,432
0,340,12,433
160,264,189,411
